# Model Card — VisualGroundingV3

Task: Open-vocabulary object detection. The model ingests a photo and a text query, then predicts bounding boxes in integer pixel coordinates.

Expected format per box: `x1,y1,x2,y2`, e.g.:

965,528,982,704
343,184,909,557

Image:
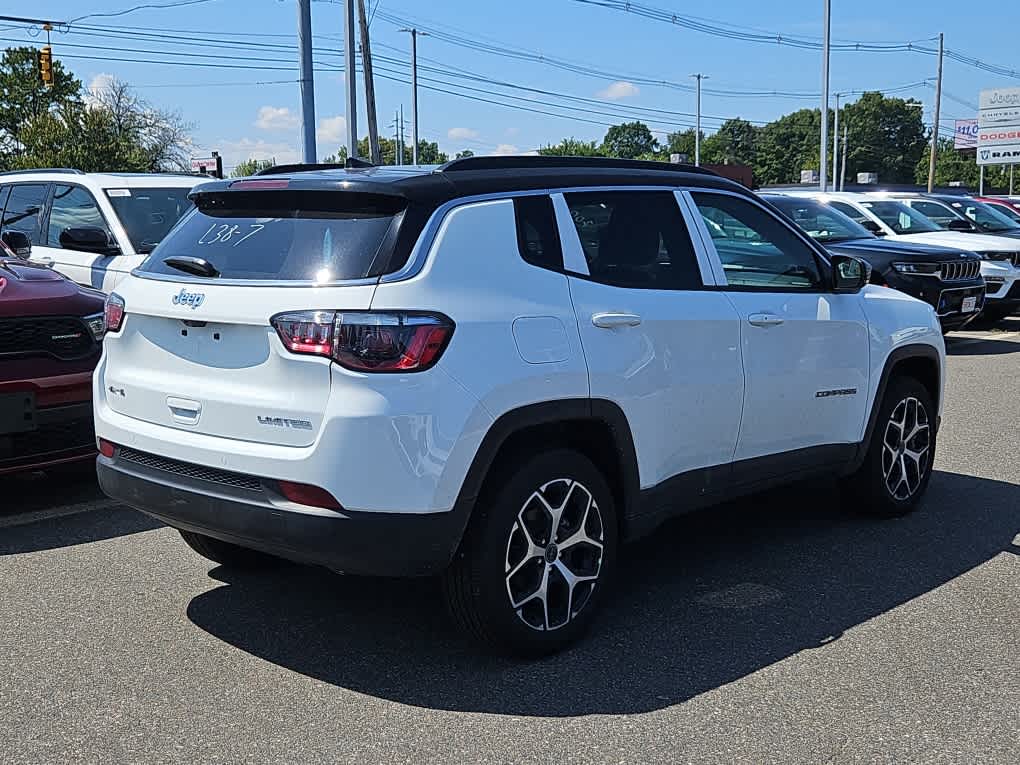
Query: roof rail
0,167,85,177
255,162,351,176
436,155,718,176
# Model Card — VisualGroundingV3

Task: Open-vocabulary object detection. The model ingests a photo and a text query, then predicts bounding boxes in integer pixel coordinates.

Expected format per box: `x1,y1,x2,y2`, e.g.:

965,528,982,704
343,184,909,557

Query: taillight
98,439,116,458
104,293,125,333
271,311,454,372
276,480,343,510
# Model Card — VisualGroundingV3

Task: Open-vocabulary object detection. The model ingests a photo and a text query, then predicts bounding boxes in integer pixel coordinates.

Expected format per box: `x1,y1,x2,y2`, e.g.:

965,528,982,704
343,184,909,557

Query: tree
232,157,276,177
841,92,927,184
9,77,194,172
601,121,657,159
324,136,448,165
754,108,821,185
538,137,603,157
455,149,474,159
0,46,80,157
704,118,758,166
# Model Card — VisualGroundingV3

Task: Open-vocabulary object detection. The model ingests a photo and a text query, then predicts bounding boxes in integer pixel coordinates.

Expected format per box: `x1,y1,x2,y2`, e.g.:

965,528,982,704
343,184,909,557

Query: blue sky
2,0,1011,171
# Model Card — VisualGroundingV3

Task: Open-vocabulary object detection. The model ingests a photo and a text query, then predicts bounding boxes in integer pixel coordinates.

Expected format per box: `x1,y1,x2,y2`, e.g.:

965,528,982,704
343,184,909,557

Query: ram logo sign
978,88,1020,165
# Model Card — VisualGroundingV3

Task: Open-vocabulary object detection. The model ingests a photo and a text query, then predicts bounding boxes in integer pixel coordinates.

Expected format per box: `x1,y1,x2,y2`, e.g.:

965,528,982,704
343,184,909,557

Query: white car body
0,170,205,293
93,161,946,651
785,191,1020,305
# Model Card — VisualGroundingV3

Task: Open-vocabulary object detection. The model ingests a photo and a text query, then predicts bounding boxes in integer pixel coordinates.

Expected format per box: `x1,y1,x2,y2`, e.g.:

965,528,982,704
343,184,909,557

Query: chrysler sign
978,88,1020,165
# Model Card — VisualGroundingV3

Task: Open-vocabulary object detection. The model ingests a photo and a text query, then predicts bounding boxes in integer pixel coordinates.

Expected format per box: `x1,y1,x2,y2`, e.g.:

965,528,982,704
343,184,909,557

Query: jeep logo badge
172,288,205,309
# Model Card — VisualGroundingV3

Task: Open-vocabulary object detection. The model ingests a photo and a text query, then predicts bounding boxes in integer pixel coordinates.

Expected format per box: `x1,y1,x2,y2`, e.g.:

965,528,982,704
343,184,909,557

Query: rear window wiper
163,256,220,278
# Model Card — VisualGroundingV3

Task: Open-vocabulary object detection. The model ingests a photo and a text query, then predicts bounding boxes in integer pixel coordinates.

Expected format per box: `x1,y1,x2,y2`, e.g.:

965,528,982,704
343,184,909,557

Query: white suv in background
787,191,1020,320
0,169,203,293
95,157,945,656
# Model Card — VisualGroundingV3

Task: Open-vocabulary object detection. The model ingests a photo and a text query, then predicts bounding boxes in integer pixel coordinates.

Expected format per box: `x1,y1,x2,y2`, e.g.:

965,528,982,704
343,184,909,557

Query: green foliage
325,136,448,166
841,92,927,185
601,121,657,159
455,149,475,159
231,157,276,177
706,118,757,166
0,46,80,155
538,137,603,157
754,108,821,184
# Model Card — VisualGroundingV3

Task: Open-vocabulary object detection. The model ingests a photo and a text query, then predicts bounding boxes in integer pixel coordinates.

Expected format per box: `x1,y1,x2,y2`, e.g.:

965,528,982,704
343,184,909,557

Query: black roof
193,155,747,205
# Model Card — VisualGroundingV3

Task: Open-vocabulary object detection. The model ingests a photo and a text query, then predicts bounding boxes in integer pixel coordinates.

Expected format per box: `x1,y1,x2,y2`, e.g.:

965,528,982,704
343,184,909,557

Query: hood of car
0,259,105,318
888,230,1020,252
825,237,981,263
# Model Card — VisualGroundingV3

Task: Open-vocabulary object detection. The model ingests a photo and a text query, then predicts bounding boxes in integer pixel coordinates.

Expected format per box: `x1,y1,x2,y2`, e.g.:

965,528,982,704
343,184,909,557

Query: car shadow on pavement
945,335,1020,356
0,506,163,555
186,470,1020,717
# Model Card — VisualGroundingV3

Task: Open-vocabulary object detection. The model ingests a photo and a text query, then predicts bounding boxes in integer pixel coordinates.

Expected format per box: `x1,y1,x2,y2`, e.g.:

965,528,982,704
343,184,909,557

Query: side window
828,200,869,225
562,191,702,290
691,192,822,290
1,184,49,244
48,185,114,249
513,195,563,271
910,200,955,227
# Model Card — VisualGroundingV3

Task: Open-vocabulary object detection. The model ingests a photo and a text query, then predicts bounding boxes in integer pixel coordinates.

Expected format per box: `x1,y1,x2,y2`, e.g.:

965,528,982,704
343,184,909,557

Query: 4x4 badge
172,288,205,309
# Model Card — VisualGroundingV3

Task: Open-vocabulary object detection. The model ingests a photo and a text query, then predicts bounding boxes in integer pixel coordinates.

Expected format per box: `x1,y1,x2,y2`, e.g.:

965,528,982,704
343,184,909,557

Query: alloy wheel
504,478,605,631
881,396,931,501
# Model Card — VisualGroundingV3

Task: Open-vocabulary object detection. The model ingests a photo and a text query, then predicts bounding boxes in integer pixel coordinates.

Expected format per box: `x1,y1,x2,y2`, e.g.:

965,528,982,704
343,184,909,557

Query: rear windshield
104,187,195,254
139,190,404,282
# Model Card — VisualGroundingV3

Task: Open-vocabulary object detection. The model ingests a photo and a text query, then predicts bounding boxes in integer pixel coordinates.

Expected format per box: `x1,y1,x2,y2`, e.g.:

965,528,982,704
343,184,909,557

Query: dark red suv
1,232,104,474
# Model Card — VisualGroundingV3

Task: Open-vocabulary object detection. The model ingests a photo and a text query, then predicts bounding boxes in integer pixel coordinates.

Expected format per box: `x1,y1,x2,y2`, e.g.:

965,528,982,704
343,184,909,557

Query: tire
443,448,618,657
178,529,280,569
847,376,936,517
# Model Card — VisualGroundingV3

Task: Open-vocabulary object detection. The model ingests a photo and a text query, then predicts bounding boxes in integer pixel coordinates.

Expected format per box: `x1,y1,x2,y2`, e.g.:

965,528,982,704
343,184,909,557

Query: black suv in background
764,194,986,332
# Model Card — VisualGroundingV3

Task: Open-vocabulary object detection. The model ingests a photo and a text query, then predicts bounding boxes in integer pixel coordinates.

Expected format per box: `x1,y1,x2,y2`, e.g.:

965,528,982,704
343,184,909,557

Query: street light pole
819,0,831,191
927,32,944,193
342,0,358,159
691,74,708,166
832,92,840,189
399,28,428,164
296,0,317,163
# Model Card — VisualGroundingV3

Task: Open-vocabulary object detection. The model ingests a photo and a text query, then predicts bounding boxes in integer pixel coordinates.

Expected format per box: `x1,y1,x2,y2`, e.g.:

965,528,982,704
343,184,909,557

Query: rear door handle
747,313,784,327
592,312,642,329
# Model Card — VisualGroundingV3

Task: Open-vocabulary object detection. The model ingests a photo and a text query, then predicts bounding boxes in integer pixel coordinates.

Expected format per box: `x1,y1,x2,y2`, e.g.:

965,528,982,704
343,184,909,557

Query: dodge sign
978,88,1020,165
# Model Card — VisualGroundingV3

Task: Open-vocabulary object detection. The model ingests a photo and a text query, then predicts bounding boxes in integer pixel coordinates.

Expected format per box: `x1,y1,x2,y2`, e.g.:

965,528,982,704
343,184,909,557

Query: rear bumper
96,452,471,577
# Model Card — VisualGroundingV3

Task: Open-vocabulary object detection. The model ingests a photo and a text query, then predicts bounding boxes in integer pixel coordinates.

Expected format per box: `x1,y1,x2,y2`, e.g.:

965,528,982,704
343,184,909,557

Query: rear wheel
178,530,280,569
443,449,618,657
848,376,935,517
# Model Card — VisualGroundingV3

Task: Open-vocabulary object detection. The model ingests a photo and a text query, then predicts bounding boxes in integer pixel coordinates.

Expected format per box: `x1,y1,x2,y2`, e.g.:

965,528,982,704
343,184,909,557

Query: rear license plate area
0,392,37,434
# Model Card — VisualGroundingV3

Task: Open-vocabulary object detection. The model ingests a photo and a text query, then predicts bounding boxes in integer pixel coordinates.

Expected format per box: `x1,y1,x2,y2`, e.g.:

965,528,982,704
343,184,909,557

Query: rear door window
1,184,49,244
141,190,405,282
104,187,195,253
513,195,563,271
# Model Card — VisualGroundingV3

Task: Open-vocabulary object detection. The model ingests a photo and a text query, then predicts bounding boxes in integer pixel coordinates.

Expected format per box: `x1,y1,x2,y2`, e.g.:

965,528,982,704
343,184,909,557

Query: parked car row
1,158,1017,657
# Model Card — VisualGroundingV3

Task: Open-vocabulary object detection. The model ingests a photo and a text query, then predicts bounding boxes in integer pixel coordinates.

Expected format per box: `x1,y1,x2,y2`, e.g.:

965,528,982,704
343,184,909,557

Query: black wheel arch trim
849,342,942,472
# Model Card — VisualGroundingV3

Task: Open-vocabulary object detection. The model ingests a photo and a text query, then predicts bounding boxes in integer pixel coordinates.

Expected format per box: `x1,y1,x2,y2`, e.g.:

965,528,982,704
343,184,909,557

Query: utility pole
819,0,831,191
832,93,840,189
840,123,848,191
691,74,708,166
400,28,428,164
399,105,405,165
296,0,317,163
927,32,944,193
343,0,358,159
356,0,380,164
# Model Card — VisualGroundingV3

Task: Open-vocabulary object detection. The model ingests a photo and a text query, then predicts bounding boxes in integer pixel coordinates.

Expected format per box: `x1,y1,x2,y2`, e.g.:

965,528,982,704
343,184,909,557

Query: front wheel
848,376,936,517
443,449,618,657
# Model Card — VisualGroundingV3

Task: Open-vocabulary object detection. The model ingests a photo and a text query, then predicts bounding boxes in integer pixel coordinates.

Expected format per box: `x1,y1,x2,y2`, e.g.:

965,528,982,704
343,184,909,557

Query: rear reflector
271,310,454,372
98,439,116,458
277,480,343,510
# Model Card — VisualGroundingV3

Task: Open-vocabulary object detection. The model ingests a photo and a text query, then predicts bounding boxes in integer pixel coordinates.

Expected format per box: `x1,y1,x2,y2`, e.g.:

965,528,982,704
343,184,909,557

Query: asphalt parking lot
2,319,1018,765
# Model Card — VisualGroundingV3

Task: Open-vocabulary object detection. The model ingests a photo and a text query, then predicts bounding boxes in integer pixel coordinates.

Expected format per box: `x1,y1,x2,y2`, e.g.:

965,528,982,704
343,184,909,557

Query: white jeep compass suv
95,157,945,656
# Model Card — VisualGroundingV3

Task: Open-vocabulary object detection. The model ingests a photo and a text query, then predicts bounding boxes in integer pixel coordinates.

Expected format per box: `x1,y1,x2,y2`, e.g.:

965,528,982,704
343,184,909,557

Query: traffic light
39,46,53,88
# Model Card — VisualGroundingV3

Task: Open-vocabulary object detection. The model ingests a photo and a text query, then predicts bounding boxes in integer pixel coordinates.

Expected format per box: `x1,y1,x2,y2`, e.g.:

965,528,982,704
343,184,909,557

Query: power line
70,0,218,24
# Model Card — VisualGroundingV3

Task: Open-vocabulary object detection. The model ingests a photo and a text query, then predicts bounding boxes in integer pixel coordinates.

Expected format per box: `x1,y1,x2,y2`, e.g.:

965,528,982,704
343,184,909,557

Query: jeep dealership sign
978,88,1020,165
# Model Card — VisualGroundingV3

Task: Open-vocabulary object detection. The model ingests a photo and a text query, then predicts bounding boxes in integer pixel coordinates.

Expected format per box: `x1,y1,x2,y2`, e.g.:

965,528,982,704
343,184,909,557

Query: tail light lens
104,293,125,333
98,439,116,458
271,311,454,372
277,480,343,510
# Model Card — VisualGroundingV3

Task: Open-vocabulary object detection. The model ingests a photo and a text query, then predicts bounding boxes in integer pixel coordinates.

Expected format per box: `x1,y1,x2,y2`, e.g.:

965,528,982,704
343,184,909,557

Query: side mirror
59,226,119,255
947,218,975,232
831,254,871,293
860,219,886,236
1,230,32,258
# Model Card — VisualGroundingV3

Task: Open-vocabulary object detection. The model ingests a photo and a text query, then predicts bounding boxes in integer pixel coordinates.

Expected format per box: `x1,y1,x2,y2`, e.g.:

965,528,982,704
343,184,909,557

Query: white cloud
316,115,347,145
596,81,639,100
84,73,116,108
217,138,301,172
447,127,479,140
492,144,520,155
255,106,300,131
